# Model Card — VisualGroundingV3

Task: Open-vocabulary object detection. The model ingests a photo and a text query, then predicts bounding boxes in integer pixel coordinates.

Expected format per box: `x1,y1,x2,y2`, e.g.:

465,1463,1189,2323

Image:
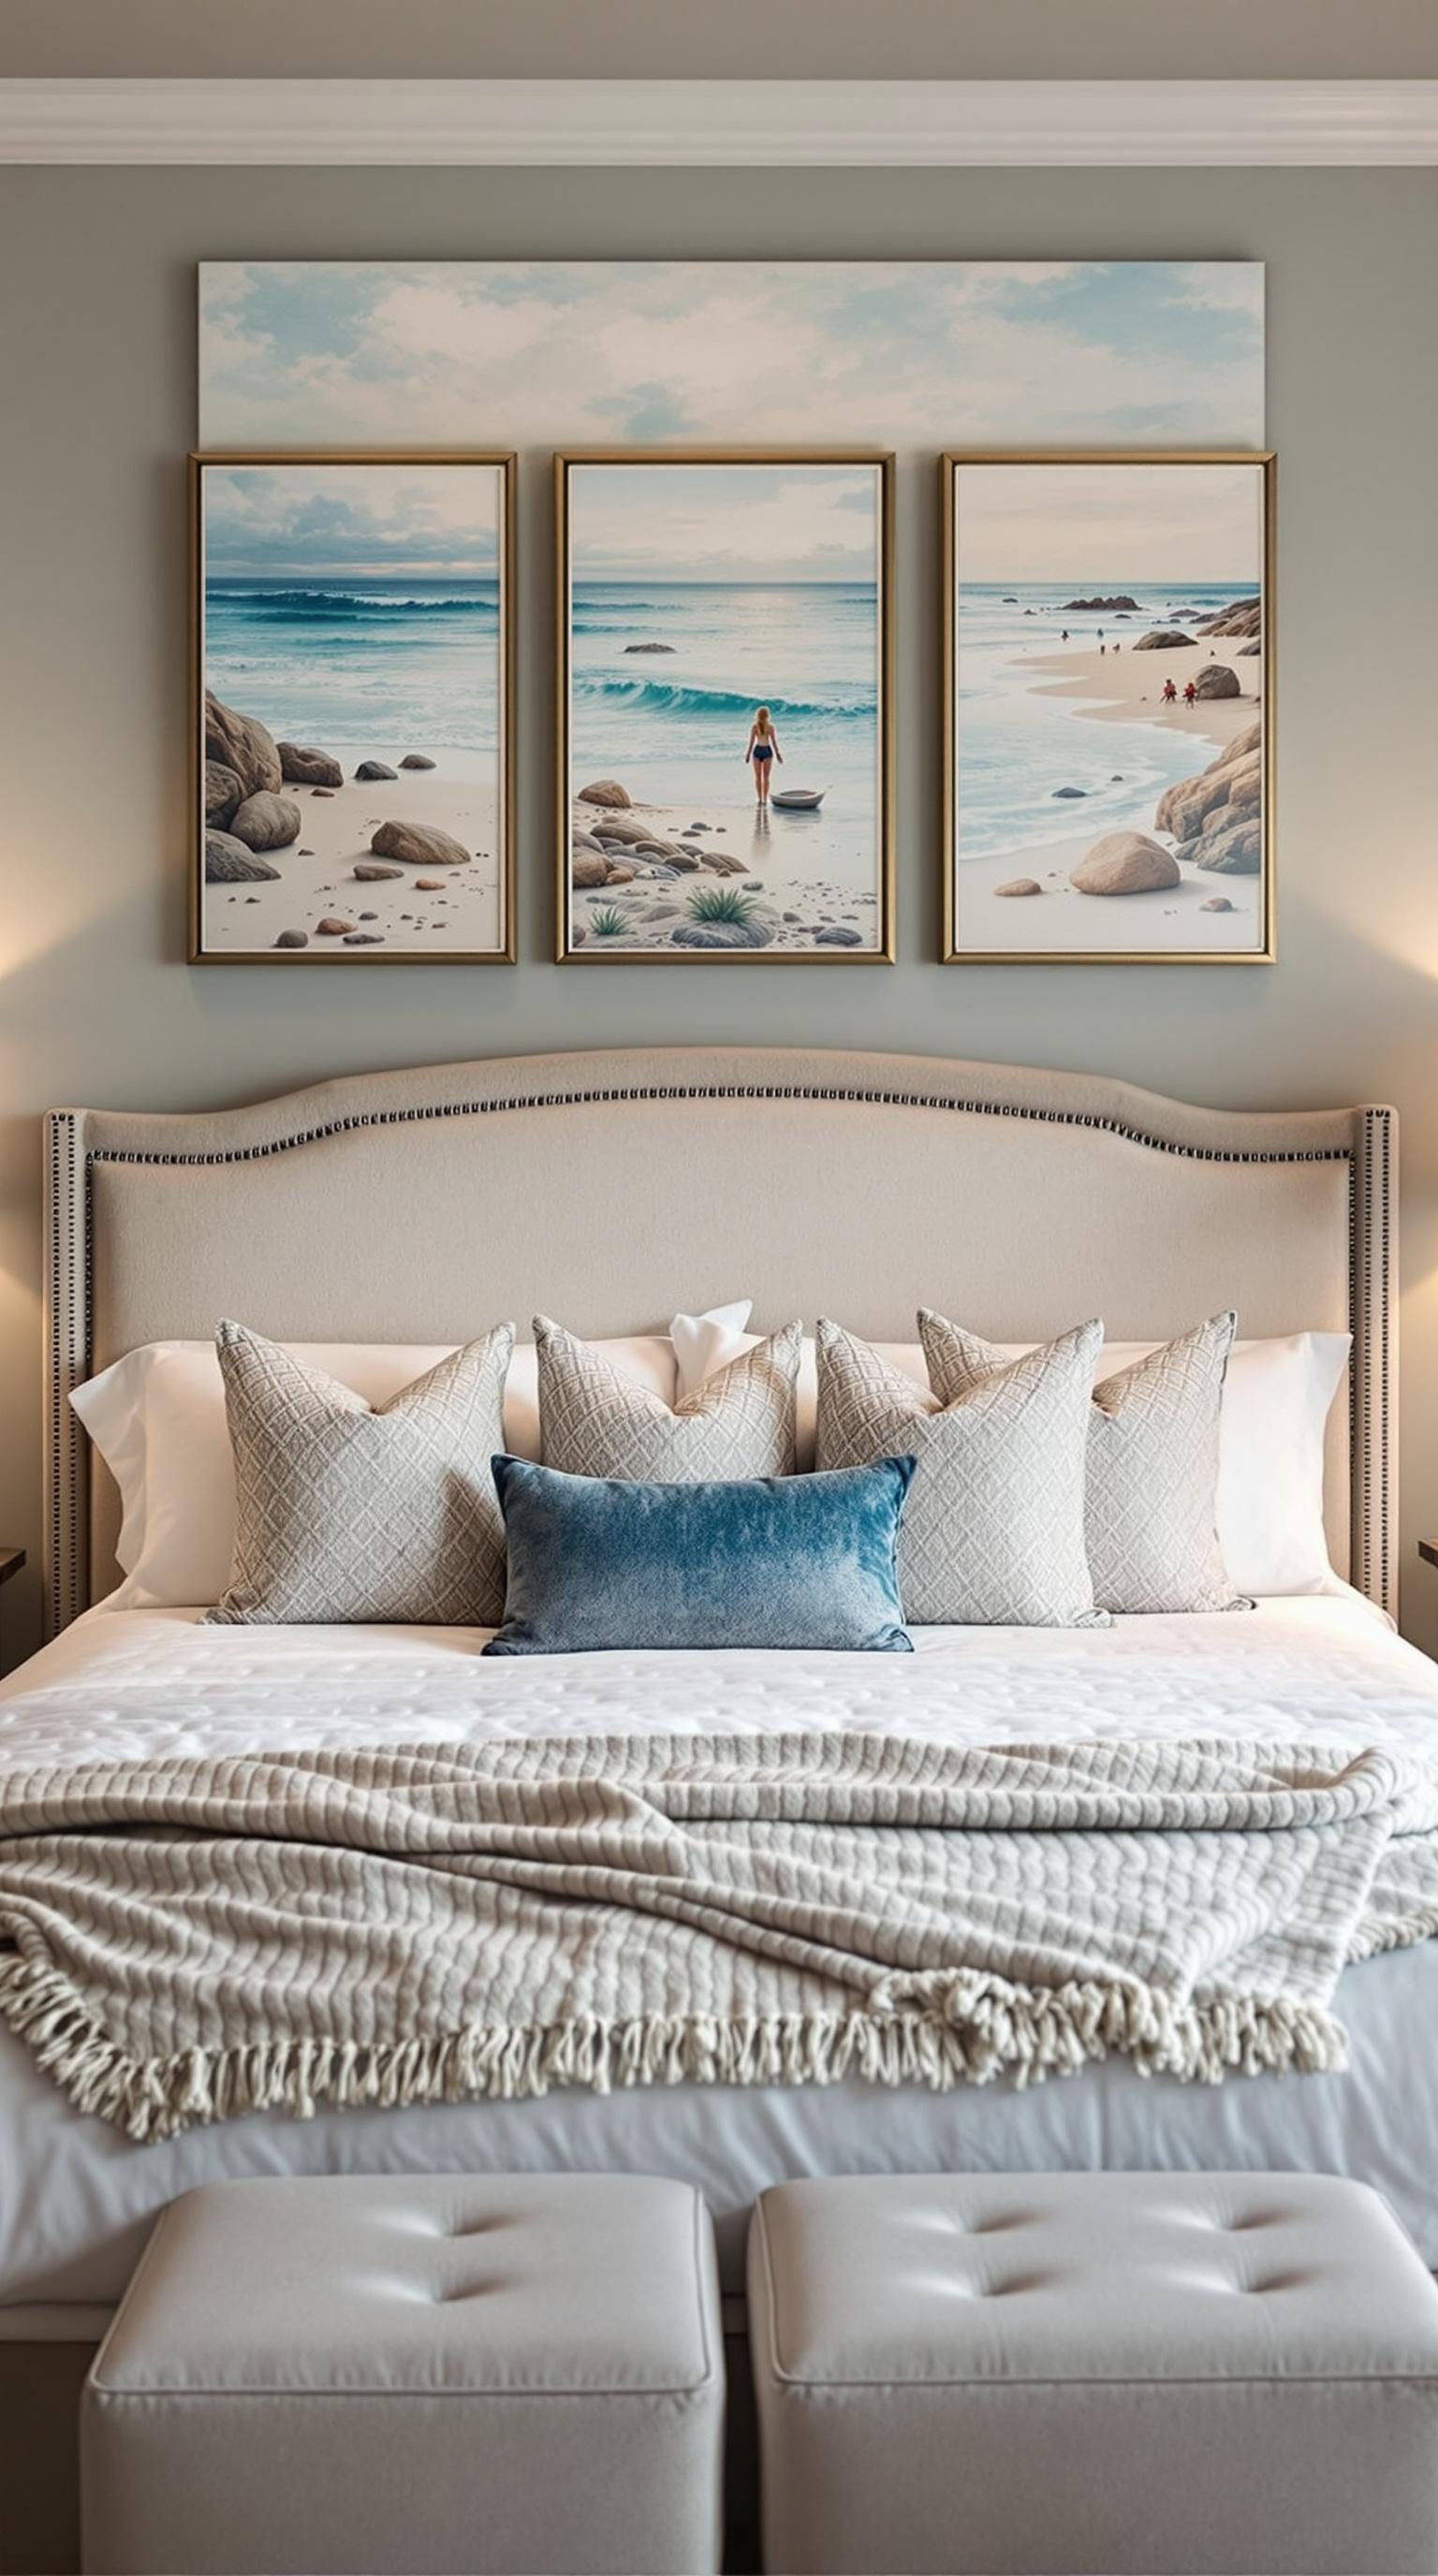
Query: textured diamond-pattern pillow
927,1310,1242,1615
207,1320,514,1626
536,1314,800,1481
815,1312,1103,1626
1087,1314,1241,1612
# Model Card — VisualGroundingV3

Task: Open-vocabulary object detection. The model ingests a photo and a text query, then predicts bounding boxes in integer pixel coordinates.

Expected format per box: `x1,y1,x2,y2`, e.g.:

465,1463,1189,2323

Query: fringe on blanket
0,1952,1348,2148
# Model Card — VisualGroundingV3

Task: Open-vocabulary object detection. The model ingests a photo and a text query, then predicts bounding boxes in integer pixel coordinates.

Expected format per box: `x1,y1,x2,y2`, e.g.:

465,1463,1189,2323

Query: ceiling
4,0,1438,83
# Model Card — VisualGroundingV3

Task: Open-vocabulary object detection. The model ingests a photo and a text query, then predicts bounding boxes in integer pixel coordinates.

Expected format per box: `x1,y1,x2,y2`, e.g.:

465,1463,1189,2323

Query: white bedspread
3,1592,1437,2305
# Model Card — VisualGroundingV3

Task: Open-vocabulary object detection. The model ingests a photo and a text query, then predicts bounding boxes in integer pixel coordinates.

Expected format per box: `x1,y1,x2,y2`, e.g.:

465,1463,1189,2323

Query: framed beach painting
943,452,1274,964
191,452,515,961
555,451,894,961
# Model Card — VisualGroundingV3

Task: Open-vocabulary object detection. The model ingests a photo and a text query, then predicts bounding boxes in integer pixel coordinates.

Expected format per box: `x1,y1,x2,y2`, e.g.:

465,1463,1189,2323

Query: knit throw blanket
3,1732,1438,2144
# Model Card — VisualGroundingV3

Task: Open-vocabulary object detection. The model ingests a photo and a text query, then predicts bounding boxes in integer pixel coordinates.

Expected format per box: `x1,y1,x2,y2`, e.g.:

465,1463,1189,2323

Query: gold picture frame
555,448,896,963
942,450,1275,966
190,450,517,964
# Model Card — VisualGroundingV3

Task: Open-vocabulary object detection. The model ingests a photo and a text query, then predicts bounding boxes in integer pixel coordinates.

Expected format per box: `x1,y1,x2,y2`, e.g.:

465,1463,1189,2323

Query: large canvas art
198,262,1266,965
943,455,1272,962
199,265,1265,453
192,454,514,961
559,453,891,960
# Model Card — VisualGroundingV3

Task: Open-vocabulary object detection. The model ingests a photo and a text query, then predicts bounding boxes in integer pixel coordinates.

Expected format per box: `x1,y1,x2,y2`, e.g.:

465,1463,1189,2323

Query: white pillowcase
685,1322,1351,1602
74,1304,753,1611
1209,1333,1353,1599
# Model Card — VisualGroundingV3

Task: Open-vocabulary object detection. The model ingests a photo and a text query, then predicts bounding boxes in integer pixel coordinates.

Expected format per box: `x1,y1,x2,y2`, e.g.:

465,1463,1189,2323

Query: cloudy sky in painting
568,461,880,584
954,461,1264,584
201,460,502,578
198,262,1264,450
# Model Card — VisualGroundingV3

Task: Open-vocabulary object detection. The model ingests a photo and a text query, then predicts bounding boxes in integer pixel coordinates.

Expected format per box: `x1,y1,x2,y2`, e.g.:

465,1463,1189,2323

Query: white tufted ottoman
748,2173,1438,2576
81,2174,725,2576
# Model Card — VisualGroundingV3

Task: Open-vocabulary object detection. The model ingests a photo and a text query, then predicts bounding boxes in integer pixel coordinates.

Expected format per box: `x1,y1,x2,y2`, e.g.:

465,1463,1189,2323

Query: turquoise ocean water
957,581,1256,859
569,579,879,808
204,577,501,768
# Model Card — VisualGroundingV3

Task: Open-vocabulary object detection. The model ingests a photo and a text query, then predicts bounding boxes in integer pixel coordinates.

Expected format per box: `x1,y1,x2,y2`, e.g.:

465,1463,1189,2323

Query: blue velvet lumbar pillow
484,1453,916,1655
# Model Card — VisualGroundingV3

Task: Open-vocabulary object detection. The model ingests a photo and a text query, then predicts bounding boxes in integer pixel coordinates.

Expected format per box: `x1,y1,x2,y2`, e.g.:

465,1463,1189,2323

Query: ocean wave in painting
572,672,874,724
208,587,499,622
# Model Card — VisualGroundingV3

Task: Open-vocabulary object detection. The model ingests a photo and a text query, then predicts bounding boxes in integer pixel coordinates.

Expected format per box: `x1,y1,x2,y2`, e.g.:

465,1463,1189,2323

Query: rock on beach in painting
201,692,502,955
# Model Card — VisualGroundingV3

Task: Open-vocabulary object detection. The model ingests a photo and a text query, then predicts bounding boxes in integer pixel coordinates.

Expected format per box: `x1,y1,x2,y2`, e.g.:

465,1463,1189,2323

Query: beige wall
1,161,1436,1664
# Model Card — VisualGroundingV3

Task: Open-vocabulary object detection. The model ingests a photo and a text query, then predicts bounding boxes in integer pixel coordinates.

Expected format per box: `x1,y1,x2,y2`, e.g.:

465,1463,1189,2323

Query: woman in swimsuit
745,706,782,803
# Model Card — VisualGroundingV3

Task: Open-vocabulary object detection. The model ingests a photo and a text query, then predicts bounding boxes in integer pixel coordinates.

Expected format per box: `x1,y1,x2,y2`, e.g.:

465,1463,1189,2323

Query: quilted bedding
4,1595,1438,2304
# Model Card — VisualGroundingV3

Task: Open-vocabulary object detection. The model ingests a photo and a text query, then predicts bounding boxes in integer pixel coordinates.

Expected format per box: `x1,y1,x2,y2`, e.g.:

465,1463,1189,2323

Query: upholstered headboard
44,1046,1397,1630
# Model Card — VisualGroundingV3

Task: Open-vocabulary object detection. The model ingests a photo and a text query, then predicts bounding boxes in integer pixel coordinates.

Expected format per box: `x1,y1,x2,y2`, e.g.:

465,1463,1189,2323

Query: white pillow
73,1303,754,1611
686,1321,1350,1601
1208,1333,1352,1599
668,1301,758,1396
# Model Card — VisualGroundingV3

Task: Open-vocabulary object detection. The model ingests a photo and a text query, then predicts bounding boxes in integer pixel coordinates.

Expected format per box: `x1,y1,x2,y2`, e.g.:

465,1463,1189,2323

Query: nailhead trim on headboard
44,1076,1393,1635
1352,1105,1395,1615
45,1112,84,1655
81,1082,1357,1170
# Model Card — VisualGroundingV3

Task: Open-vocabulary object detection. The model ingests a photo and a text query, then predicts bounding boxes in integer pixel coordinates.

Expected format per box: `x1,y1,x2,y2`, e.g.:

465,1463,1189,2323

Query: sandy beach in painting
205,756,502,957
570,783,881,955
957,619,1265,956
958,824,1255,956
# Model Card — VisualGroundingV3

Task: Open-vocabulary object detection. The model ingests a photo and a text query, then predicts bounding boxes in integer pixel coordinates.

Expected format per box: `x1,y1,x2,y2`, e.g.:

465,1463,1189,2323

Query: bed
0,1045,1406,2571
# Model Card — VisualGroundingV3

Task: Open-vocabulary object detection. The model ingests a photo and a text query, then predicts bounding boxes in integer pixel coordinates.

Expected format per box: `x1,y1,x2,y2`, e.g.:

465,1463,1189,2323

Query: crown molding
0,77,1435,167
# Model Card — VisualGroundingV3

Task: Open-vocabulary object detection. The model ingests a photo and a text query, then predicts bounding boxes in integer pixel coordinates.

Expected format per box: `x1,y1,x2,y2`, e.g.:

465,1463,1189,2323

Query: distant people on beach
1182,681,1197,707
1060,628,1069,641
1162,679,1179,703
746,707,783,804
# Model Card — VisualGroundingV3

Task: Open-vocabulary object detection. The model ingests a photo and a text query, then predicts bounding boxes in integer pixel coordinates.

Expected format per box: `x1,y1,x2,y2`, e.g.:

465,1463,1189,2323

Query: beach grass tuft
686,884,757,927
588,905,632,938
